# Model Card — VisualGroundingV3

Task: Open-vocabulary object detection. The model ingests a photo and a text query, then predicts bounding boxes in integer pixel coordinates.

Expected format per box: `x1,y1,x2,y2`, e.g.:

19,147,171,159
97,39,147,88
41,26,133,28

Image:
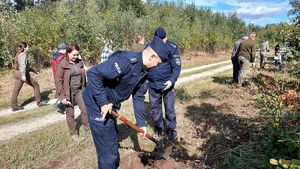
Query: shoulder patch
175,58,181,65
130,58,137,64
169,42,177,49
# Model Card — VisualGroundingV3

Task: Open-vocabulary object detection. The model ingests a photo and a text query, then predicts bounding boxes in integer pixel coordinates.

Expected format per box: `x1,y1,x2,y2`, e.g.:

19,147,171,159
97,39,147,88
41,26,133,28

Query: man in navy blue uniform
148,27,181,142
82,36,169,169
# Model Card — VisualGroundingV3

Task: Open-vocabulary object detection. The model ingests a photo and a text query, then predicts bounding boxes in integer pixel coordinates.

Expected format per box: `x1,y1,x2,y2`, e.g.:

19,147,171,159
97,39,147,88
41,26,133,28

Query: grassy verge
0,122,94,169
0,70,261,169
0,106,55,126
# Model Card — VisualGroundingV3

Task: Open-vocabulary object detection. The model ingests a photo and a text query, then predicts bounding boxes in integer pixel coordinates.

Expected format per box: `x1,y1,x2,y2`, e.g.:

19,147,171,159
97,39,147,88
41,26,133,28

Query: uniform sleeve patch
175,58,181,65
169,43,177,48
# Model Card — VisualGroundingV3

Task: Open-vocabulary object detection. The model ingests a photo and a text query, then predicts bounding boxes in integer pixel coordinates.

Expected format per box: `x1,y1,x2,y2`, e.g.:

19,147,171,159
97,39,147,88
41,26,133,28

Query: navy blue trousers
132,79,148,127
148,86,177,140
82,89,119,169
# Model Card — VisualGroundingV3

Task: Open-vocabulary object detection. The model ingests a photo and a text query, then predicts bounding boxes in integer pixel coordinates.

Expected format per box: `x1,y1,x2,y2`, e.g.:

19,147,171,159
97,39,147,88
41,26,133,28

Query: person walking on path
82,37,169,169
231,35,248,84
11,42,47,111
237,32,257,86
55,44,89,140
147,27,181,142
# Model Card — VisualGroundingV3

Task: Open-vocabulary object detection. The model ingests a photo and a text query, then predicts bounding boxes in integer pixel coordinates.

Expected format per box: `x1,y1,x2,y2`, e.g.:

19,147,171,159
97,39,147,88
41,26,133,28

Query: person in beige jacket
55,43,89,140
11,42,47,111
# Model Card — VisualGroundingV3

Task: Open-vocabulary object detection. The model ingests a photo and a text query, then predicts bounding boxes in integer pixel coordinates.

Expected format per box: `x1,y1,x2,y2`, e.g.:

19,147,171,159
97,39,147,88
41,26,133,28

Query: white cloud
230,0,290,19
164,0,291,25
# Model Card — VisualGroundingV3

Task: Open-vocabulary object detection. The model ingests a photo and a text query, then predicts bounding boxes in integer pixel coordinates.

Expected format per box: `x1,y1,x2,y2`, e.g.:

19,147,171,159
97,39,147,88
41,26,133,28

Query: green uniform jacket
238,39,256,62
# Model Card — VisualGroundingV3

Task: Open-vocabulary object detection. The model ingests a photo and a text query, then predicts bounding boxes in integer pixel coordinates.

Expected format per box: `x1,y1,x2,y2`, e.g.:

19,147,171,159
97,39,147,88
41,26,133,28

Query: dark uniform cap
58,42,67,50
154,27,166,39
149,36,169,62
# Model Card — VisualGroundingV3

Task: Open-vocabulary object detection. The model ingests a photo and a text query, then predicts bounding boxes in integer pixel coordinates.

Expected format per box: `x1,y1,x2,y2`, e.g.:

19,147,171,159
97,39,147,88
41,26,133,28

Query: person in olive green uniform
11,42,47,111
55,43,89,140
130,35,145,52
237,32,257,86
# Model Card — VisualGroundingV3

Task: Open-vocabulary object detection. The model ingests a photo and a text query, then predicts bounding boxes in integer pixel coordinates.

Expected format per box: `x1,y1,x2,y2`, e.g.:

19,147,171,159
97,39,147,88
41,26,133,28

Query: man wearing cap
231,35,248,84
52,42,67,78
82,36,169,169
51,42,67,113
237,32,257,86
147,27,181,142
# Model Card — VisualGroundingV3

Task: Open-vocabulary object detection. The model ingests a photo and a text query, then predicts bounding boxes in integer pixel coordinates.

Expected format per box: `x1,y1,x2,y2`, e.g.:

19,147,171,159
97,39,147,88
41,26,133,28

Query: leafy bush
223,74,300,169
0,0,249,68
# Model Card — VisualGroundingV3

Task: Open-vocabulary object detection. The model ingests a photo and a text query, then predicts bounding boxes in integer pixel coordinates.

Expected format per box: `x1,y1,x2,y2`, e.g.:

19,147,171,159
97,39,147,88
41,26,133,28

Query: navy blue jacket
148,40,181,90
52,51,64,60
83,51,146,112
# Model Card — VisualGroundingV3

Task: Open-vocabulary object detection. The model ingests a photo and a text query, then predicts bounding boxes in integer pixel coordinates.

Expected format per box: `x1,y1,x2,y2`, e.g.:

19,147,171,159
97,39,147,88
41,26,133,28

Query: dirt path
0,61,232,142
0,60,230,117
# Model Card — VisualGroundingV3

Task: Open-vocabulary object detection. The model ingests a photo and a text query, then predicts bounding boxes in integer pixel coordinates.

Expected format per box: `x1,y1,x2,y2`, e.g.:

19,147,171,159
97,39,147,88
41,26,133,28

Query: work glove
164,80,172,91
139,126,147,137
100,103,113,121
61,99,72,106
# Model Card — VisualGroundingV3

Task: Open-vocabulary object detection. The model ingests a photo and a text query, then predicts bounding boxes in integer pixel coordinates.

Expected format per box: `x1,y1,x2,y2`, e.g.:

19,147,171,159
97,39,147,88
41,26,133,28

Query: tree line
0,0,298,69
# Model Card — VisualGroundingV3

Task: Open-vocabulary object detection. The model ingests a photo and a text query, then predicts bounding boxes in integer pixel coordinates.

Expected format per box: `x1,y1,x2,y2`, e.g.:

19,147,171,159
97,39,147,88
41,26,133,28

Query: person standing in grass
100,43,113,63
231,35,248,84
130,35,145,52
237,32,257,86
260,39,270,69
11,42,47,112
130,34,148,136
55,43,89,140
147,27,181,142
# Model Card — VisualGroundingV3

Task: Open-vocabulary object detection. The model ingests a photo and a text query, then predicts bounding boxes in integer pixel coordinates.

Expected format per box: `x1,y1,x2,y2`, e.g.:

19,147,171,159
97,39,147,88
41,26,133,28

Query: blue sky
161,0,292,26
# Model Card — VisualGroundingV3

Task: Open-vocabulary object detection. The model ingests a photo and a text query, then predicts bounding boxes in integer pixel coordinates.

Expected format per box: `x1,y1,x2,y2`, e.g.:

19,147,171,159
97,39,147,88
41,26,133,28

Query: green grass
0,69,263,169
0,106,55,126
0,122,94,169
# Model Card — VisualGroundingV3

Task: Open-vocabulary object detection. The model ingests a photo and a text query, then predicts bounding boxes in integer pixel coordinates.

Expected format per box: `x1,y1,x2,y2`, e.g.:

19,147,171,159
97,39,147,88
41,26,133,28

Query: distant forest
0,0,299,68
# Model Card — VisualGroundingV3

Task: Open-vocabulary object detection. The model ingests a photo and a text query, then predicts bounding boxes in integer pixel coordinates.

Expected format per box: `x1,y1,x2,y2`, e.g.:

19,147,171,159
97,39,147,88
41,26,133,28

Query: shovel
111,110,159,145
111,110,169,160
111,110,189,161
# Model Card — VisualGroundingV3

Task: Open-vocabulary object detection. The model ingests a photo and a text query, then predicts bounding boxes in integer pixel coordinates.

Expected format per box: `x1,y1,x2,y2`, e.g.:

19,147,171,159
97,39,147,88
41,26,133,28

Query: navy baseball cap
154,27,166,39
149,36,169,62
